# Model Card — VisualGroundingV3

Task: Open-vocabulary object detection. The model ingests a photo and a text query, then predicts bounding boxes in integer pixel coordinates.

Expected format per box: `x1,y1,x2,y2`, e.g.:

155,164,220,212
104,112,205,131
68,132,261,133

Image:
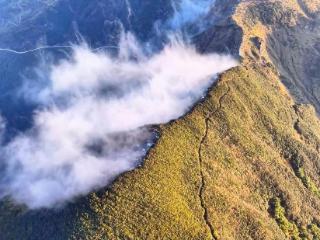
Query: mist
169,0,213,29
0,0,237,209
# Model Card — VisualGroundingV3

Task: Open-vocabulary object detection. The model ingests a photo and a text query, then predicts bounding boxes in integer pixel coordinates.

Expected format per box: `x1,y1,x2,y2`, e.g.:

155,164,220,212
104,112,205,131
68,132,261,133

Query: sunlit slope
1,0,320,239
72,1,320,239
75,63,320,239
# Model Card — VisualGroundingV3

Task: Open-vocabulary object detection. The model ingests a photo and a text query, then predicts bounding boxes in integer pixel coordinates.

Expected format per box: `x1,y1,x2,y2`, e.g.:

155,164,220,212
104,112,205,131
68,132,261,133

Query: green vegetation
297,168,320,198
270,197,301,239
309,224,320,239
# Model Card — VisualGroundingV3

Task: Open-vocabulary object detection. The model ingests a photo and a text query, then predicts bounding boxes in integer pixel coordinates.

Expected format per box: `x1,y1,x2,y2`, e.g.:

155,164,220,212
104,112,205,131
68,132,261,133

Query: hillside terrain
1,0,320,239
74,1,320,239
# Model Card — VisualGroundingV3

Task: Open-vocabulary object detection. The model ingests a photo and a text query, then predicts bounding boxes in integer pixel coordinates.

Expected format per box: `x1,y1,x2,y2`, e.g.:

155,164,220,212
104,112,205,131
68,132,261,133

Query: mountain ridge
75,1,320,239
1,1,320,239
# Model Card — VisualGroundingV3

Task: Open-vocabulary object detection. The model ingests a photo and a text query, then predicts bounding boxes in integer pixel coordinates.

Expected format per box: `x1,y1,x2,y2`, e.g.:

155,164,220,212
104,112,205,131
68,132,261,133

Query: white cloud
1,34,237,209
0,0,237,209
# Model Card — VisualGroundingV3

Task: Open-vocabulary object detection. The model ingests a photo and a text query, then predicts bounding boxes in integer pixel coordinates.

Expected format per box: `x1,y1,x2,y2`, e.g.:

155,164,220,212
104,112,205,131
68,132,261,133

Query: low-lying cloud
0,33,236,209
0,0,237,209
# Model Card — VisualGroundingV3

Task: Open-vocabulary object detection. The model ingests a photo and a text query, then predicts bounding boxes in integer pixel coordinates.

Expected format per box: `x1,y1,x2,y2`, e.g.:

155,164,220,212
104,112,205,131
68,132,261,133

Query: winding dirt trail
197,86,231,240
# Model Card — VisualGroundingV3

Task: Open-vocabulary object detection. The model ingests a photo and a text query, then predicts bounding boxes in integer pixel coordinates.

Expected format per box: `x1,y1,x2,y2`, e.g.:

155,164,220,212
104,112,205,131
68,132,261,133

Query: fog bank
0,0,238,209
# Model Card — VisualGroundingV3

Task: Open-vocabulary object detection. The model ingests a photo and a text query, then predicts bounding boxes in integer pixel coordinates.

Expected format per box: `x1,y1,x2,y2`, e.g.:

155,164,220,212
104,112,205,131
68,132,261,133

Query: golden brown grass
73,64,320,239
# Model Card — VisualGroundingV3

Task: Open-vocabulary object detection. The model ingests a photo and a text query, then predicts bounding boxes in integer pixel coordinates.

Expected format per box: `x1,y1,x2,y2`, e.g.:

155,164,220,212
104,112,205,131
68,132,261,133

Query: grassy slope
1,1,320,239
75,63,320,239
73,1,320,239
